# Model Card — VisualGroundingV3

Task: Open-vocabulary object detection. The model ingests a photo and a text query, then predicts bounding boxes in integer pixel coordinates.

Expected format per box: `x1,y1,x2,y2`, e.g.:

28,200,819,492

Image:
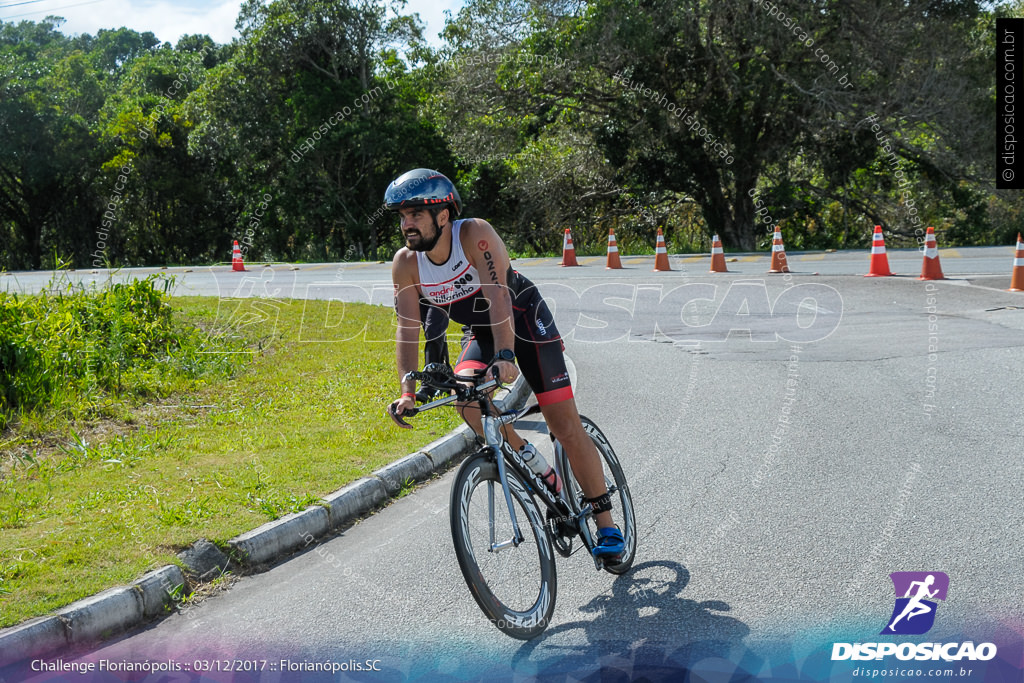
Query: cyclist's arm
462,219,515,354
392,250,421,396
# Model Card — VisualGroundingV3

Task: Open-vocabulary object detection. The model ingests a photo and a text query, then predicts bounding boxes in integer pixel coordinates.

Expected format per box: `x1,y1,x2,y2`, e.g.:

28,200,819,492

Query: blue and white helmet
384,168,462,216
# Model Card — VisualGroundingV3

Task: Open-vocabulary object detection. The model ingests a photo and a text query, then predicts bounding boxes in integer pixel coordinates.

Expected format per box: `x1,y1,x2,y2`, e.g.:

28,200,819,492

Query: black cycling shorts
454,295,574,406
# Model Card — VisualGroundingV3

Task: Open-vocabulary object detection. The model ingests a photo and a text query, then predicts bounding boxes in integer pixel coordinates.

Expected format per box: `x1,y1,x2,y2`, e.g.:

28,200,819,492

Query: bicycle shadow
511,559,751,679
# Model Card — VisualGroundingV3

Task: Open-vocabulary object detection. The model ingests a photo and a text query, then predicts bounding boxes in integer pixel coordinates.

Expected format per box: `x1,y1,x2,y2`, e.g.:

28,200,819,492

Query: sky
0,0,463,47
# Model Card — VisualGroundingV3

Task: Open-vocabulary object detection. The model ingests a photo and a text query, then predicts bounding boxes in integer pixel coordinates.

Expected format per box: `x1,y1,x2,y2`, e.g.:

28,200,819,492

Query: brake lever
388,402,417,429
487,363,507,390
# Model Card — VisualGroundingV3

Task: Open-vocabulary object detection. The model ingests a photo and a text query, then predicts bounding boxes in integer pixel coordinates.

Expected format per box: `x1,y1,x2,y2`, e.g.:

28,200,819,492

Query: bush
0,275,240,430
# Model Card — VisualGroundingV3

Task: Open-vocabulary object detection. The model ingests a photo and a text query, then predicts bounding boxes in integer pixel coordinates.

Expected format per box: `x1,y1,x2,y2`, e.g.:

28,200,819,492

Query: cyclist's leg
537,392,616,530
420,299,450,368
513,321,617,533
454,329,527,451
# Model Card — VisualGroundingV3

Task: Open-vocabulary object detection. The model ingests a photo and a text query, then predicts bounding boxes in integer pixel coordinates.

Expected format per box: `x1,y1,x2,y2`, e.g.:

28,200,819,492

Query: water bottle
520,443,562,495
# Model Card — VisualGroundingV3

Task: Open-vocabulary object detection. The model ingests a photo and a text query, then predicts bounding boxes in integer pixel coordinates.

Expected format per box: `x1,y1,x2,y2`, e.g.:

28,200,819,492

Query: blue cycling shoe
591,526,625,560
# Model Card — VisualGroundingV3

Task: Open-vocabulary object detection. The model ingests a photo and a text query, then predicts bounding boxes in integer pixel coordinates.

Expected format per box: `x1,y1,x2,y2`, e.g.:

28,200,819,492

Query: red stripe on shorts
454,359,488,374
536,386,574,407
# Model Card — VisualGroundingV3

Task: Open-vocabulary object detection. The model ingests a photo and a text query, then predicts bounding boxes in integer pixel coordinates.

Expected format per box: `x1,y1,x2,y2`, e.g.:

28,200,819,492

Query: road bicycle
389,363,636,640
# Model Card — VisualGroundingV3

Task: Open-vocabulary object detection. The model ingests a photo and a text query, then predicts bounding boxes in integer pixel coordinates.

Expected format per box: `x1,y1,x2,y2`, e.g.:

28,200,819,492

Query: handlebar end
388,402,416,429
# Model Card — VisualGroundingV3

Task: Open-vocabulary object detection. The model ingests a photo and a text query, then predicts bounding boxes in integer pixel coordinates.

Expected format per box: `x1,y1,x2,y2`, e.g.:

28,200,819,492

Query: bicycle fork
483,411,527,553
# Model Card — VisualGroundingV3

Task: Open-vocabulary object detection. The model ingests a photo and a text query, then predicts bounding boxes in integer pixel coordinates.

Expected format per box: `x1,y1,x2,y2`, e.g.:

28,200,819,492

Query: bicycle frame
486,408,603,566
409,379,601,565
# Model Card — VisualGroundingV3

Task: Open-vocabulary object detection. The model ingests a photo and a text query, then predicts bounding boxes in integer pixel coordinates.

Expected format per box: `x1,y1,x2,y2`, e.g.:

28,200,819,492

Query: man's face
398,207,445,252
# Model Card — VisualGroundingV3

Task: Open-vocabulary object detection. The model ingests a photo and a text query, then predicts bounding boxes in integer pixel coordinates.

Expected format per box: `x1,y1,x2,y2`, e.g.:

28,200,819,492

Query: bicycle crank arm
571,504,607,570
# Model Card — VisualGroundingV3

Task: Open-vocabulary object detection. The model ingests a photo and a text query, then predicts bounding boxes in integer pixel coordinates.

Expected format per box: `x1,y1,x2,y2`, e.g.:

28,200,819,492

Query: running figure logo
881,572,950,635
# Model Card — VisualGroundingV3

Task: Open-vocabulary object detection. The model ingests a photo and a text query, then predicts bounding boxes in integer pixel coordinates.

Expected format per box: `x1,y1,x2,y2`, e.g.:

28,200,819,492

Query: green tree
0,19,103,269
94,42,228,265
187,0,448,263
436,0,1006,251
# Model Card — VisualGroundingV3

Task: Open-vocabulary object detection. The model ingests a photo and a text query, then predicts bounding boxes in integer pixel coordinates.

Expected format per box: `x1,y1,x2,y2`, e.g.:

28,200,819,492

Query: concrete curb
0,617,66,662
419,423,476,469
323,477,388,528
57,587,142,646
373,452,436,496
228,505,331,566
0,376,532,664
0,566,189,662
134,566,187,619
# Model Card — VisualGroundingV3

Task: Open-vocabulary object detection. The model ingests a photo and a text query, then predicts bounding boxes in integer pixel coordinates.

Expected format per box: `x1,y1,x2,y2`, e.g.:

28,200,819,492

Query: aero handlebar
387,363,500,427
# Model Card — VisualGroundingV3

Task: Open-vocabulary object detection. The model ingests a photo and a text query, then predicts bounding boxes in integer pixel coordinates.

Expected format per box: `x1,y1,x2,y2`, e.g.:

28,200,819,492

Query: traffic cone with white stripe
606,228,622,269
768,227,790,273
1010,233,1024,292
864,225,893,277
231,240,247,272
560,228,579,267
918,227,944,281
710,234,728,272
653,228,671,271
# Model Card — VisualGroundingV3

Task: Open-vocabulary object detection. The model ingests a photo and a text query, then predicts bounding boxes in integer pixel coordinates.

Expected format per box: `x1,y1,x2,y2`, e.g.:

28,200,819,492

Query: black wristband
493,348,516,363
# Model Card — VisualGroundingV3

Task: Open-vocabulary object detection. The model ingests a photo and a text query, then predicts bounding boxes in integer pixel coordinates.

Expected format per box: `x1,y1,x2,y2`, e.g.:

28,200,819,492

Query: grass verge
0,292,461,628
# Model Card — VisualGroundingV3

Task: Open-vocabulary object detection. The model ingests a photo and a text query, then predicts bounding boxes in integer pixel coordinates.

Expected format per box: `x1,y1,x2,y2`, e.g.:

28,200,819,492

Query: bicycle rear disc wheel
558,415,637,574
450,452,557,640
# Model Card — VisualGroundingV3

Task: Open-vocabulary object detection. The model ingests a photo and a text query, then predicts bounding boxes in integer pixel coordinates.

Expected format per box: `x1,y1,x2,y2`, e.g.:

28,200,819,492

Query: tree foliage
435,0,1008,251
0,1,1019,271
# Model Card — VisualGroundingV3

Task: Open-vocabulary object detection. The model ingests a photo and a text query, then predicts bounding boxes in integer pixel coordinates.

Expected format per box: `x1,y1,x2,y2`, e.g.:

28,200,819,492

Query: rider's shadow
512,560,751,680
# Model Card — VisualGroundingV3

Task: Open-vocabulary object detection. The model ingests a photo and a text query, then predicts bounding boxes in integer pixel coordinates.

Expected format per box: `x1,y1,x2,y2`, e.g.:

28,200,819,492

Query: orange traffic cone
710,234,728,273
919,227,945,281
865,225,893,277
560,228,579,267
606,228,622,269
653,229,672,271
1010,233,1024,292
768,227,790,273
231,240,247,272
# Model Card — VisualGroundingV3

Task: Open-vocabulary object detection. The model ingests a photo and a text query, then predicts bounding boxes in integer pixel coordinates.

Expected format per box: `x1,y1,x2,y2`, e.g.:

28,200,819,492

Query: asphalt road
1,245,1019,300
4,248,1023,681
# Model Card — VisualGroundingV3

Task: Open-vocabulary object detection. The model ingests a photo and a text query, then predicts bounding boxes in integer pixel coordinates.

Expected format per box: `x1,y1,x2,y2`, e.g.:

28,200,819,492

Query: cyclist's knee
548,416,587,449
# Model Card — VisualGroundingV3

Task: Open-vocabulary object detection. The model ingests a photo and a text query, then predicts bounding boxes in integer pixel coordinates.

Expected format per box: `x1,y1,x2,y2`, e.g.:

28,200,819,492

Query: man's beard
405,223,442,252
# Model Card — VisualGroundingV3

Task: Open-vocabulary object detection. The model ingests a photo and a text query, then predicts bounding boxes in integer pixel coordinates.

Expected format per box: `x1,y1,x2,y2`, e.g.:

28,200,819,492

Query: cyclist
385,168,624,559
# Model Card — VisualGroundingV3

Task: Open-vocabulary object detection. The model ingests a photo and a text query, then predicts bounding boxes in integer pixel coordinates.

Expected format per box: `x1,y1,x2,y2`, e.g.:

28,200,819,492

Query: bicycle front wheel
557,415,637,574
450,452,557,640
